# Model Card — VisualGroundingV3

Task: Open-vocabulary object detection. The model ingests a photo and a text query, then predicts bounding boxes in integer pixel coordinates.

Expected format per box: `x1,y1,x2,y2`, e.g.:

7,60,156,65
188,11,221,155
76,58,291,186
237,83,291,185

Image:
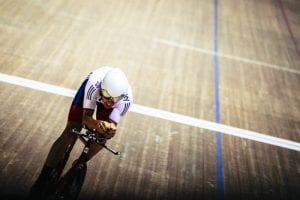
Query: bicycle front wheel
53,163,87,200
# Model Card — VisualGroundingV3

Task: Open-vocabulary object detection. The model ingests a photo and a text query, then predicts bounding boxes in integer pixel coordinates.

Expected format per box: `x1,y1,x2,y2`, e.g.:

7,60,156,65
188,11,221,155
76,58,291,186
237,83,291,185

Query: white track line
153,38,300,75
1,73,300,151
0,73,76,97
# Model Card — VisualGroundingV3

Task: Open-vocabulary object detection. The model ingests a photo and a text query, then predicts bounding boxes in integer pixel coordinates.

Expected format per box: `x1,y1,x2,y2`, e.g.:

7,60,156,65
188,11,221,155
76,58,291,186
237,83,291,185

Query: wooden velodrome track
0,0,299,199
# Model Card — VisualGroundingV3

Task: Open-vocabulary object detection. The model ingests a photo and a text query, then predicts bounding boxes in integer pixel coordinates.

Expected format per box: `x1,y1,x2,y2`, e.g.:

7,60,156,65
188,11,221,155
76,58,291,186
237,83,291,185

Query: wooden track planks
0,0,299,199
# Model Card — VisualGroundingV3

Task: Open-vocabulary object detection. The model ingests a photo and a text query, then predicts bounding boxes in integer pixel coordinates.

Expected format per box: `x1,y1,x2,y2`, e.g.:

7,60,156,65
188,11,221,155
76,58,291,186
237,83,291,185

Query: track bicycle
30,128,120,200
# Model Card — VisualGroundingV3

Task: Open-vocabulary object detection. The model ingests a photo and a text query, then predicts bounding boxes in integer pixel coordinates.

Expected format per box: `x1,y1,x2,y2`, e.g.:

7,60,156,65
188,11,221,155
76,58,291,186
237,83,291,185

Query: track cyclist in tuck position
29,66,133,198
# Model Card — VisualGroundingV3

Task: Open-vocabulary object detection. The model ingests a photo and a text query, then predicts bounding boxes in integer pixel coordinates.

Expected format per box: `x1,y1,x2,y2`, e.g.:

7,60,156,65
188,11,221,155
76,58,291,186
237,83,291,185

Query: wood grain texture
0,0,299,199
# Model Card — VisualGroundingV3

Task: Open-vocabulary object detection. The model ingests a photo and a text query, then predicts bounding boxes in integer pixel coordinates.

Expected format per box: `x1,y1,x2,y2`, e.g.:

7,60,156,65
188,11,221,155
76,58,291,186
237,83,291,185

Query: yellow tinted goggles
101,89,123,103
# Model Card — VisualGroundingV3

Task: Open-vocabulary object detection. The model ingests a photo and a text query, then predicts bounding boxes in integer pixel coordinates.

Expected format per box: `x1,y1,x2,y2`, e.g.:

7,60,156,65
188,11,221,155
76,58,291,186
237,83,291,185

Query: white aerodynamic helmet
101,68,129,98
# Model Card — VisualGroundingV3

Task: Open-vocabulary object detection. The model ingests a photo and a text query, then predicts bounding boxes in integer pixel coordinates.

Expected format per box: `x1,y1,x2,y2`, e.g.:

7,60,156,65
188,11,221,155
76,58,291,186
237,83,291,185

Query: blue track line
213,0,224,199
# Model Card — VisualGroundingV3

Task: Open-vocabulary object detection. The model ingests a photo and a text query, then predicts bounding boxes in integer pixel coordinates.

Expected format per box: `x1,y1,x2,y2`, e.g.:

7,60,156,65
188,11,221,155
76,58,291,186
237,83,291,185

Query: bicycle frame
46,128,120,200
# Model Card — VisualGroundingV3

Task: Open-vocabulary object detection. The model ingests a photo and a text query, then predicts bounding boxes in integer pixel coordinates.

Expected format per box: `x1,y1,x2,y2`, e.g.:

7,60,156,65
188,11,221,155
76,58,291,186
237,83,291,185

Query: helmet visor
101,89,123,103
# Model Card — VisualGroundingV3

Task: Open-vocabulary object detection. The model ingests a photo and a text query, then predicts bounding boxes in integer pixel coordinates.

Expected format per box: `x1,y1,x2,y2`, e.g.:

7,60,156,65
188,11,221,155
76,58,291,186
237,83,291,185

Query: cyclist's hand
106,129,116,139
96,121,116,139
96,121,107,133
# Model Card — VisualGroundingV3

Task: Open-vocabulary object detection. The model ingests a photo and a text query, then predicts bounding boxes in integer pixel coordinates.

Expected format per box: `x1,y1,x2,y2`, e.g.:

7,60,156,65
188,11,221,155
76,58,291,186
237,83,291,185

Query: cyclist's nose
102,98,114,107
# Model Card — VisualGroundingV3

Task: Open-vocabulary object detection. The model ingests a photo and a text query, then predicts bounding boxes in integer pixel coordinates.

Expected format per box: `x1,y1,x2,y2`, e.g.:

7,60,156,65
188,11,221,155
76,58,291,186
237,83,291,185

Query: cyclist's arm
82,108,99,130
82,109,117,138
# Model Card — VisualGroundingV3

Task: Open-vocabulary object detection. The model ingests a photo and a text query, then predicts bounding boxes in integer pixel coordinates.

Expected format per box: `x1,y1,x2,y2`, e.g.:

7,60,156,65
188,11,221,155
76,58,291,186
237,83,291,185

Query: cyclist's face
101,96,114,108
100,89,123,108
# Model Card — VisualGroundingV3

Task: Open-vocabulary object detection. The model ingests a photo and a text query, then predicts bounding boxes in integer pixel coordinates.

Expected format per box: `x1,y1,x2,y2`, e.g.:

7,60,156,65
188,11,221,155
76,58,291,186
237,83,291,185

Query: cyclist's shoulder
86,67,112,89
124,85,133,103
114,88,133,110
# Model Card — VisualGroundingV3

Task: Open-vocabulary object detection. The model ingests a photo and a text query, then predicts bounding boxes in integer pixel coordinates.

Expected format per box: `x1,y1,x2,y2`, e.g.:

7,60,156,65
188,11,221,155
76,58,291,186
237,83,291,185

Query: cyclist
30,66,133,196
